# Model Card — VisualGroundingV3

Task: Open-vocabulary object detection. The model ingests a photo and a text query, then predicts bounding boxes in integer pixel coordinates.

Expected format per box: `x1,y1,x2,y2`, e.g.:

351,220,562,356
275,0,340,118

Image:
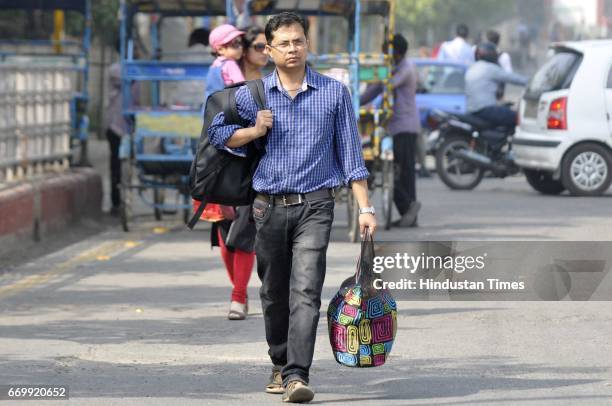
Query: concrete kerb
0,168,103,257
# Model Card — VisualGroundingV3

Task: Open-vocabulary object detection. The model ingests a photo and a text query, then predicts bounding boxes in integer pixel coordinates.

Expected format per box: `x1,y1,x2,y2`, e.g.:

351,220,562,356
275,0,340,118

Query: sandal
228,301,247,320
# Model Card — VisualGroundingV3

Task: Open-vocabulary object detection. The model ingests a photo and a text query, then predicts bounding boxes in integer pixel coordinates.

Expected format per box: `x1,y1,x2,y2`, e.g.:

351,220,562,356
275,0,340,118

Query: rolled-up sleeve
334,85,369,184
207,86,258,156
208,112,241,148
360,82,383,106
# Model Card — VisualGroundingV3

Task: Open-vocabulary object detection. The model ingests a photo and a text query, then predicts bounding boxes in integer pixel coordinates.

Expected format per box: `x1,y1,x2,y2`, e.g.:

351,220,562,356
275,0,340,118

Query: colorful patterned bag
327,230,397,367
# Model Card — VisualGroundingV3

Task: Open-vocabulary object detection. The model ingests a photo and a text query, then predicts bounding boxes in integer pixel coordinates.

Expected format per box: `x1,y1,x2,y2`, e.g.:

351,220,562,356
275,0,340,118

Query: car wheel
561,143,612,196
523,169,565,195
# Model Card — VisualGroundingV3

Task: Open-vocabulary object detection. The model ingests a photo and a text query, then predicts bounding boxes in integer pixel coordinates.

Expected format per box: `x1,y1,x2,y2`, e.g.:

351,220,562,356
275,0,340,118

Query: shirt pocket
296,102,335,146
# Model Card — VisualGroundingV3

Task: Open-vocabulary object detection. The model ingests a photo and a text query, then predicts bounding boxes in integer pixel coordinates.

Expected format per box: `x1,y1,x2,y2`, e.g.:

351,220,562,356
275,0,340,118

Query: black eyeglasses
268,39,307,53
251,42,266,52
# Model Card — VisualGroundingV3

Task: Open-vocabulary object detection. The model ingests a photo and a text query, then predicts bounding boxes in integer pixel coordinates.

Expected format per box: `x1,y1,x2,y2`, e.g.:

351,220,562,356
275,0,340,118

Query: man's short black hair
392,34,408,56
456,24,469,38
265,12,309,43
188,28,210,47
486,29,500,46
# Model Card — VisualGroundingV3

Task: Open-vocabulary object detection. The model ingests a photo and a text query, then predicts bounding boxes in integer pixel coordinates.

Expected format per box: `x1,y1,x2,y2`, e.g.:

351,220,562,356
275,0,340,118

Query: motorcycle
430,109,520,190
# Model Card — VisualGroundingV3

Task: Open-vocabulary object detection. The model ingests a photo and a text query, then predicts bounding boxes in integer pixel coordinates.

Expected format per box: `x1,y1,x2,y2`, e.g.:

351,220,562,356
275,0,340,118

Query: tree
0,1,120,44
396,0,515,44
91,0,120,46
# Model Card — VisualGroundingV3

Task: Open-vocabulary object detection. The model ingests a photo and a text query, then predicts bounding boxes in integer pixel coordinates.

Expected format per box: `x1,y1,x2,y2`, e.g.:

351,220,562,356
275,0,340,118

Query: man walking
208,12,376,403
361,34,421,227
437,23,475,65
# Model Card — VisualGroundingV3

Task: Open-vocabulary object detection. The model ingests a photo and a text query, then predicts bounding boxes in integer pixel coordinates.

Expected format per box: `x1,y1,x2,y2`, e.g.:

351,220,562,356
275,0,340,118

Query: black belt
256,189,335,206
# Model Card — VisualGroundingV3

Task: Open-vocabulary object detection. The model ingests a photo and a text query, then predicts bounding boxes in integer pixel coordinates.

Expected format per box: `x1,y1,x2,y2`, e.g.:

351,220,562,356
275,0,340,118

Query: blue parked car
413,58,467,129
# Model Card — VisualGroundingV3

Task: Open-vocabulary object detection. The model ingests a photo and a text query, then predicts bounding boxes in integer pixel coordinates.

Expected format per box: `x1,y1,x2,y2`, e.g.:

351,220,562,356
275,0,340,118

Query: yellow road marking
124,241,140,248
0,231,149,299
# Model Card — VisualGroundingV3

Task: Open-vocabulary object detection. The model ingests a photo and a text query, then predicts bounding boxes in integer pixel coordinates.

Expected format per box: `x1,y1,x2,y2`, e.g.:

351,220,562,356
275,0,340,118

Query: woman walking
240,26,268,80
200,25,267,321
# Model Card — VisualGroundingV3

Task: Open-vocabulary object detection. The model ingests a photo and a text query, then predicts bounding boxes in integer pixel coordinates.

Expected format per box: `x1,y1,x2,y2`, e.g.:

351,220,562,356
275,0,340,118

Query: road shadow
0,356,605,403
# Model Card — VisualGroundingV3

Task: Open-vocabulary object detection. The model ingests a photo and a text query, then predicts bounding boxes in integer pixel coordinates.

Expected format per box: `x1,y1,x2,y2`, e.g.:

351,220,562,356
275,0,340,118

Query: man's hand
254,110,273,137
226,109,273,148
359,213,377,238
351,179,376,238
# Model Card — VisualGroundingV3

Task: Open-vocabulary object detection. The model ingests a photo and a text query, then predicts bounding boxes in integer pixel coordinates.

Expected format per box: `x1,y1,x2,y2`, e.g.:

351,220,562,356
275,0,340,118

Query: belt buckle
283,194,304,206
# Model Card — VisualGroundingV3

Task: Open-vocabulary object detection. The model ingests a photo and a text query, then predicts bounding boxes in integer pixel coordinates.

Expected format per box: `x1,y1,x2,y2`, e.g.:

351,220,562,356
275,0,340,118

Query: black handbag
225,206,256,252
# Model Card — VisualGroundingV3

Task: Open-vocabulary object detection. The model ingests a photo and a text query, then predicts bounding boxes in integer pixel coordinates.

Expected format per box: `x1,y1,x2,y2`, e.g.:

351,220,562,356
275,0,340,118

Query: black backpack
187,79,266,229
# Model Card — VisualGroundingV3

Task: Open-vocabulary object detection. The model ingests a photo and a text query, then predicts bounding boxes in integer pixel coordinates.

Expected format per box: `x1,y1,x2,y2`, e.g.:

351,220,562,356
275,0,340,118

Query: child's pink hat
209,24,245,51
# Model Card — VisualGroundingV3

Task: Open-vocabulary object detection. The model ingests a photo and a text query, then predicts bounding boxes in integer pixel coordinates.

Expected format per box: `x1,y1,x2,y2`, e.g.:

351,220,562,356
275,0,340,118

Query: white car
514,40,612,196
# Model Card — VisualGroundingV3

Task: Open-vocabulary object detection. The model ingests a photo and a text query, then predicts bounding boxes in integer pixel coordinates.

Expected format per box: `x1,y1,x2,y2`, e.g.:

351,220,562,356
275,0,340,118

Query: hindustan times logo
372,252,487,274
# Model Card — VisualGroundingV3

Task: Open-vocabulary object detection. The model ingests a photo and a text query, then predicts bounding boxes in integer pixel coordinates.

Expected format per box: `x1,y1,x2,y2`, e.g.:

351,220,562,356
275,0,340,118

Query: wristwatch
359,206,376,215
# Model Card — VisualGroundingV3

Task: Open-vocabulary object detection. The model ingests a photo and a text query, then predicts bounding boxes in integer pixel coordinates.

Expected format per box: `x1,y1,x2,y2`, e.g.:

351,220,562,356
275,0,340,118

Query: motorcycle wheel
435,135,485,190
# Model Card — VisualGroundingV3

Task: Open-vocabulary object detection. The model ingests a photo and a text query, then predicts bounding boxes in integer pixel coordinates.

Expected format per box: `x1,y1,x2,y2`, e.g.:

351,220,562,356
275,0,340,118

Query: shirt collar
270,65,319,92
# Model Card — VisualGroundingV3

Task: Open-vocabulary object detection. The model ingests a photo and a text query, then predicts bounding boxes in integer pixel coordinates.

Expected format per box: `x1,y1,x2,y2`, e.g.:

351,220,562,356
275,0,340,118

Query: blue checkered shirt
208,66,369,194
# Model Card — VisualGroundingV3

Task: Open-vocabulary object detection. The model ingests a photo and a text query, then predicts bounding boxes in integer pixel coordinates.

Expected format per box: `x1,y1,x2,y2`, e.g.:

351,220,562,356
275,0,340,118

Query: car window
525,51,581,99
415,64,465,95
607,66,612,88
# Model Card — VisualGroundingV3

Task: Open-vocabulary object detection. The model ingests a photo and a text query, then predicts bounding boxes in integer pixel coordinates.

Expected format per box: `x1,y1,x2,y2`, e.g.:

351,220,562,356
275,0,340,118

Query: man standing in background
486,29,513,73
485,29,513,100
437,23,474,65
361,34,421,228
104,42,138,215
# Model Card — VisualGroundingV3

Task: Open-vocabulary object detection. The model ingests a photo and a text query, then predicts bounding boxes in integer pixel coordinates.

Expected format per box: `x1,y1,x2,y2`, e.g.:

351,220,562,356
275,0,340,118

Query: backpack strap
221,79,267,147
245,79,268,146
222,80,264,127
246,79,266,110
225,87,242,125
187,199,206,230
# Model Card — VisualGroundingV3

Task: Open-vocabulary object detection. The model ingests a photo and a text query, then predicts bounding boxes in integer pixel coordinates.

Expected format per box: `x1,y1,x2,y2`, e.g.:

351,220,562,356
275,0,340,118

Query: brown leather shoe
282,380,314,403
265,369,284,394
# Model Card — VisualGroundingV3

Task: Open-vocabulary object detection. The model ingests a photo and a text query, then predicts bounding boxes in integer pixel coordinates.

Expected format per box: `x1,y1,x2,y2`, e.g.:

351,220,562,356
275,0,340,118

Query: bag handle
355,228,375,285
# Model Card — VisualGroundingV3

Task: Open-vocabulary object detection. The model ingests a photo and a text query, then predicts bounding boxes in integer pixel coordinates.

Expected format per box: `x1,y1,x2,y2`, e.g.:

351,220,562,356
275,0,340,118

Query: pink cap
209,24,245,51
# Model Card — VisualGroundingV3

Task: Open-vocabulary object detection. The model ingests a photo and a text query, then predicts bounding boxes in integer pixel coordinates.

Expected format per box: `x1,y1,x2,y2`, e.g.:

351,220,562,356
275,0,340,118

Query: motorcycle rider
465,42,528,129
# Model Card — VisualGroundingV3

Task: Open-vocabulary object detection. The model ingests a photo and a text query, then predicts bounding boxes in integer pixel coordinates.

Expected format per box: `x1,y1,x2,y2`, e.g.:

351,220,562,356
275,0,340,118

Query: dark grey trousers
393,132,417,215
252,196,334,385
